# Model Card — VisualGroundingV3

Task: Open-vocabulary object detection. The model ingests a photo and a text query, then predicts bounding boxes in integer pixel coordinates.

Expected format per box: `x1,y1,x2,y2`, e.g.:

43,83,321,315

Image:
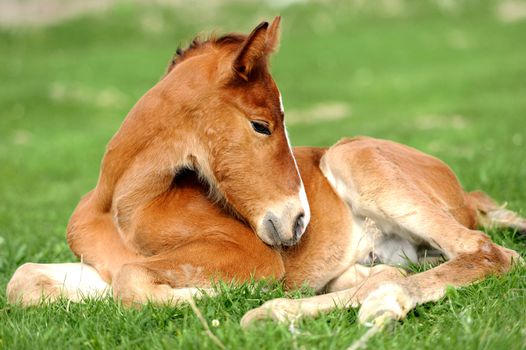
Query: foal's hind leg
6,263,110,305
241,138,521,327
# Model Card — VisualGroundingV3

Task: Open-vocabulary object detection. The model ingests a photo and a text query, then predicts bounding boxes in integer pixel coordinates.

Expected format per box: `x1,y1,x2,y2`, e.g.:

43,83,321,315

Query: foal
7,18,525,327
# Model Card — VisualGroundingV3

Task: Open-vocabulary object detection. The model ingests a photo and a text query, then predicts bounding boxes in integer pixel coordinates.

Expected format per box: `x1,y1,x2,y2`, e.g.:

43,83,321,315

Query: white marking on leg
45,263,109,296
359,283,415,325
170,287,217,302
7,263,110,305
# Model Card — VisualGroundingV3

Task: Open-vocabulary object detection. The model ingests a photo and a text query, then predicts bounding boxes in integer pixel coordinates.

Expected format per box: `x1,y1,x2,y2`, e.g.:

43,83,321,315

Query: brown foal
7,17,525,327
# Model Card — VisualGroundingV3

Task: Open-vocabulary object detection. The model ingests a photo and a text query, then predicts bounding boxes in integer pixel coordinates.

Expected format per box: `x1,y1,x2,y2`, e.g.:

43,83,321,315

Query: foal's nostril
293,212,305,241
263,213,281,244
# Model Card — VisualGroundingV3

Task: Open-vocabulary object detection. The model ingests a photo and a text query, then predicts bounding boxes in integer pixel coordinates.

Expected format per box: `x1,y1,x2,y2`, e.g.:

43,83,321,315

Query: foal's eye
250,121,271,136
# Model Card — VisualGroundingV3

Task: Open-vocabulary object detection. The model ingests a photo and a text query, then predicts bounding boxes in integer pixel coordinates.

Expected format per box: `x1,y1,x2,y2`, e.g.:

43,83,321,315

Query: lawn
0,0,525,349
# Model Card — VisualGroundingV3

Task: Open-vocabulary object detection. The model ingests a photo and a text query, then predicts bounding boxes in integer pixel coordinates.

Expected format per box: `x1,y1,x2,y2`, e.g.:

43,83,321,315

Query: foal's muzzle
262,211,306,246
256,204,309,246
256,189,311,247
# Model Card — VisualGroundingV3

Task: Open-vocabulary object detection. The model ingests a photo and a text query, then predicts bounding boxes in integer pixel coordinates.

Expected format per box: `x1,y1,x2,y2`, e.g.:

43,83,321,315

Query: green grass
1,0,525,348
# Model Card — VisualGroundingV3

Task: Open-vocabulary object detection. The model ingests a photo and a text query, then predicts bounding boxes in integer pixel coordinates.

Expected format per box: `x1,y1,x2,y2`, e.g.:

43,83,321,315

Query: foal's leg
241,138,521,327
240,264,404,327
325,264,406,293
6,263,110,305
112,261,216,306
113,237,284,306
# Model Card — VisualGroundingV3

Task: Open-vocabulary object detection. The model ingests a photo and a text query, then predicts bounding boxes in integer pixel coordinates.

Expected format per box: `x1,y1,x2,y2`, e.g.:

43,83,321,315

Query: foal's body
7,18,525,326
8,137,524,324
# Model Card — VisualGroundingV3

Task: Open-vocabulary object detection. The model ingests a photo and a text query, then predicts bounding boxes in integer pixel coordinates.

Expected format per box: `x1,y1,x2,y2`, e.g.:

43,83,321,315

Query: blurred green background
0,0,525,349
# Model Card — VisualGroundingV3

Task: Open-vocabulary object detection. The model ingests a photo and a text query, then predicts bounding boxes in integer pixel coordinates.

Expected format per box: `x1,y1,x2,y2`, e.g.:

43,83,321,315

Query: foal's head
163,17,310,246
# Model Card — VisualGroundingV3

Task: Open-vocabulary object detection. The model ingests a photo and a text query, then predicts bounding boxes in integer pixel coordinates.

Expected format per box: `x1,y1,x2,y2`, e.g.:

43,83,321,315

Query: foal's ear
233,21,269,81
266,16,281,54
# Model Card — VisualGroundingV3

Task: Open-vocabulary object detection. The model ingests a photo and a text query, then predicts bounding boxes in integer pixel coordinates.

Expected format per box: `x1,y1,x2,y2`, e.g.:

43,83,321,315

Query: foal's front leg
241,263,406,327
112,235,285,306
325,264,406,293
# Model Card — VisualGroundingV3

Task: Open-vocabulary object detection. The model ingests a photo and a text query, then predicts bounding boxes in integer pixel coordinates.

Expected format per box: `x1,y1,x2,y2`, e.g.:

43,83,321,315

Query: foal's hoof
240,298,302,329
358,283,415,326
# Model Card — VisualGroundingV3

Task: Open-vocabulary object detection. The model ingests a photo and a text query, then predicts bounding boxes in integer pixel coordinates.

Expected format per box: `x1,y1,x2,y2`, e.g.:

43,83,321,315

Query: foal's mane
165,33,246,75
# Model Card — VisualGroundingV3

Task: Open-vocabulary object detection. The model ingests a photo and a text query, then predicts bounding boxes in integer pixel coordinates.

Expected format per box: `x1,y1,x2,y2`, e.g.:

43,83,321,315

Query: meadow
0,1,525,348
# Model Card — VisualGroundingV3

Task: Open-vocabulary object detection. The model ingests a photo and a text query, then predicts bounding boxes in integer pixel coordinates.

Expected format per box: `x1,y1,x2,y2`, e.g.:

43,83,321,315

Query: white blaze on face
279,93,285,114
298,182,311,231
280,91,311,232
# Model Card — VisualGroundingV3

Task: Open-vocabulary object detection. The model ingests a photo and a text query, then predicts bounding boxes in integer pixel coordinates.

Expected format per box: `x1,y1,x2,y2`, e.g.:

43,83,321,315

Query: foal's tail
467,190,526,236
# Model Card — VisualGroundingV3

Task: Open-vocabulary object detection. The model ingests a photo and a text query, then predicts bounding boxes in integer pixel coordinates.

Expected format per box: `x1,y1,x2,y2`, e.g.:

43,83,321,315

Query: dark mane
165,33,246,75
